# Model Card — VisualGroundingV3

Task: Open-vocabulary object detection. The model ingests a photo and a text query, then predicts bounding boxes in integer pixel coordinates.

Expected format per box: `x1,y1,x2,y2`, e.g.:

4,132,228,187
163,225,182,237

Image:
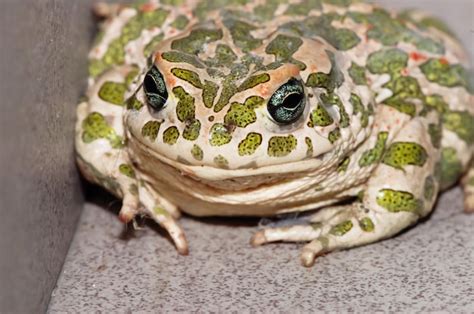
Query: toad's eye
267,78,306,124
144,65,168,111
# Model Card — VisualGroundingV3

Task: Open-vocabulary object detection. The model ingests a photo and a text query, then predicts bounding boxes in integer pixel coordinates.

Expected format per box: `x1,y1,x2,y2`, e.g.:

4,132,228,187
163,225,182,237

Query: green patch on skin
224,19,262,52
129,184,138,196
367,48,408,75
424,176,436,200
254,0,286,20
382,76,424,117
440,147,463,189
182,119,201,141
161,51,205,69
321,93,350,128
98,81,127,106
306,51,344,92
144,34,164,58
173,86,195,122
224,96,263,128
265,34,306,70
442,111,474,144
281,14,360,50
153,207,170,217
419,17,456,37
76,154,121,195
359,132,388,167
376,189,423,213
213,44,238,66
126,95,144,111
337,157,350,172
420,59,473,92
191,144,203,161
330,220,353,236
428,123,442,149
125,67,140,85
213,154,229,169
359,217,374,232
238,132,262,156
89,8,169,78
382,142,428,170
348,63,367,85
163,126,179,145
82,112,124,148
119,164,135,178
171,15,189,30
350,93,369,128
267,135,297,157
424,94,448,113
237,73,270,92
171,68,203,89
141,121,161,141
328,128,341,143
171,28,223,54
305,137,313,157
348,9,444,54
193,0,249,20
309,104,334,127
210,123,232,146
202,81,219,108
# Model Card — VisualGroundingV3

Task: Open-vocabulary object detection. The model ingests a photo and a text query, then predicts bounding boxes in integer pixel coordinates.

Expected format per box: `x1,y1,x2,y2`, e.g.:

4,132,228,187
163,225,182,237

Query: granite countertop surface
48,187,473,312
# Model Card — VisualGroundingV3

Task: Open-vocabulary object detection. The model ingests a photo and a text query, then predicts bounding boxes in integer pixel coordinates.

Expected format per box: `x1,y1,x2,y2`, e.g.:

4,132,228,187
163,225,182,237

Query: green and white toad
76,0,474,266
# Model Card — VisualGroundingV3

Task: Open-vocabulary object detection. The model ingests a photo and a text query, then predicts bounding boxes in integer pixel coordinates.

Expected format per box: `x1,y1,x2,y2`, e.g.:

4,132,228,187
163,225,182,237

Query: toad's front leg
252,117,440,267
76,65,187,255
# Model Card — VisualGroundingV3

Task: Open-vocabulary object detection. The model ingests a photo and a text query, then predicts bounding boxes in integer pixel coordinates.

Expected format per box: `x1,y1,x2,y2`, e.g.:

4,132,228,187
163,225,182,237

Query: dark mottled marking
309,104,334,127
383,76,423,117
224,96,263,128
348,62,367,85
359,132,388,167
321,93,350,128
224,19,262,52
171,68,203,88
182,119,201,141
210,123,232,146
141,121,161,141
265,34,306,70
328,127,341,143
424,176,436,200
382,142,428,169
442,110,474,144
306,51,344,92
428,123,442,148
376,189,422,214
171,28,223,54
213,154,229,168
367,48,408,75
119,164,135,178
162,51,205,68
267,135,297,157
171,15,189,30
305,137,313,157
144,34,164,57
337,157,350,172
173,86,195,122
348,9,444,54
238,73,270,92
420,59,473,93
82,112,124,148
238,132,262,156
440,147,463,189
350,93,369,128
191,144,203,161
359,217,374,232
126,95,144,111
98,81,127,105
163,126,180,145
330,220,353,236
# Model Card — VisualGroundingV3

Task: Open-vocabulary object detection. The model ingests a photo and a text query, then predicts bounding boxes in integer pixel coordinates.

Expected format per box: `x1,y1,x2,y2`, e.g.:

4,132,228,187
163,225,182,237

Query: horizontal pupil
144,74,159,94
282,93,303,110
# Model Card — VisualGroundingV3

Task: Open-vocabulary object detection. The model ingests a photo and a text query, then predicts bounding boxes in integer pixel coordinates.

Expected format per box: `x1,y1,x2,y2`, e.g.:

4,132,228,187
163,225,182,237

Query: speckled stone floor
48,187,473,312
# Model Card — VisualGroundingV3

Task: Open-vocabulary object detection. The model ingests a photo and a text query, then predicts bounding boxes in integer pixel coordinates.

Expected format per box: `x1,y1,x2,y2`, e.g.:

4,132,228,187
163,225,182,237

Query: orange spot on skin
410,51,427,62
153,51,161,62
439,57,449,65
401,68,409,76
140,2,156,12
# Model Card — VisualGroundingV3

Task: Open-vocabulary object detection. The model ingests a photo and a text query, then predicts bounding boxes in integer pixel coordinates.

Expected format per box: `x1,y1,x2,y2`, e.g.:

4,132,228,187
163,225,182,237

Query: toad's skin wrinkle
76,0,474,266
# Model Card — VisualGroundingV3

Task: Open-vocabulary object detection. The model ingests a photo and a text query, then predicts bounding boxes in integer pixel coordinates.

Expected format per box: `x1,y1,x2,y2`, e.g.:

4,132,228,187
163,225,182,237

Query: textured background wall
0,1,94,312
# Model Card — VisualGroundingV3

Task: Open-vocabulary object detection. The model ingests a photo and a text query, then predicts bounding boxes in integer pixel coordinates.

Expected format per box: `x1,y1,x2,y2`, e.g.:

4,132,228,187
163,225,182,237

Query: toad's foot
138,183,188,255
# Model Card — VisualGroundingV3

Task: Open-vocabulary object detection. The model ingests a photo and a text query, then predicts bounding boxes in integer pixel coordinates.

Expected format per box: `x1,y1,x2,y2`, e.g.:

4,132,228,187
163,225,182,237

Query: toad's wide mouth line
129,132,324,182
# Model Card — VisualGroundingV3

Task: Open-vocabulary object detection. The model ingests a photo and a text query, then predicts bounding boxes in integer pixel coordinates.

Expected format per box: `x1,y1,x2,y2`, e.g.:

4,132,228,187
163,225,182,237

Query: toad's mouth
128,131,325,187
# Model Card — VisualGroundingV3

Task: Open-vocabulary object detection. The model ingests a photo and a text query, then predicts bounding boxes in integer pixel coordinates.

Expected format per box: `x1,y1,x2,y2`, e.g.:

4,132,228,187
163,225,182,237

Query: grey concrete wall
0,1,94,312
